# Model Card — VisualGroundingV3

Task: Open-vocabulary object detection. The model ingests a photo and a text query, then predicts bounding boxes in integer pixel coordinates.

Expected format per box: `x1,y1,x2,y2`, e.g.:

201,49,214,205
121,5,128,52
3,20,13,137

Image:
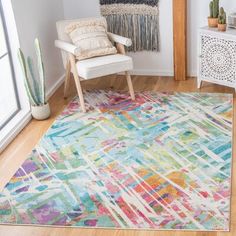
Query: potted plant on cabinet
18,38,51,120
208,0,219,28
218,7,227,31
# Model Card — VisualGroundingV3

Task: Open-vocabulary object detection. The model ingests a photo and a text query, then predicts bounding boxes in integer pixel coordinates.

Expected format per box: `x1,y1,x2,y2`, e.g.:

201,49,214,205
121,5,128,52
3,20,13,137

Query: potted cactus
18,38,51,120
208,0,219,27
218,7,227,31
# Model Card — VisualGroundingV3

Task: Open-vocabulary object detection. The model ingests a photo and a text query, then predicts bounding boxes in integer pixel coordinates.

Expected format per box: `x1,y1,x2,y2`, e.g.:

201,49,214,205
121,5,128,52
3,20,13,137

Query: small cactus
209,0,219,18
218,7,226,24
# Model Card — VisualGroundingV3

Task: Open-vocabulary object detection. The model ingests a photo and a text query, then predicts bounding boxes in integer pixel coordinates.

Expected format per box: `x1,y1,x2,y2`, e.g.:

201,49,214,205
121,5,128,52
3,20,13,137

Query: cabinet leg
197,80,202,89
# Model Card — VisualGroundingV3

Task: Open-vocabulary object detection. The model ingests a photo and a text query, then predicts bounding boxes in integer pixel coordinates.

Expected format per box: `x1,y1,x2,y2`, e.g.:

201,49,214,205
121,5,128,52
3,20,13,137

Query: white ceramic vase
31,103,51,120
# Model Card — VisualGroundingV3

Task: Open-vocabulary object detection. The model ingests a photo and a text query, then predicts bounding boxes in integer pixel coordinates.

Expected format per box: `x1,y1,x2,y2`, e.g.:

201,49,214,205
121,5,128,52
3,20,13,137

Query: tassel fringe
105,14,160,52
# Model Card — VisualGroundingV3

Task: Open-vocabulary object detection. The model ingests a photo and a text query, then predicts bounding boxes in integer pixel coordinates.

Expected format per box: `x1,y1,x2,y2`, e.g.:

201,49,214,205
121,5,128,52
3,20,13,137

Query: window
0,0,31,152
0,2,20,130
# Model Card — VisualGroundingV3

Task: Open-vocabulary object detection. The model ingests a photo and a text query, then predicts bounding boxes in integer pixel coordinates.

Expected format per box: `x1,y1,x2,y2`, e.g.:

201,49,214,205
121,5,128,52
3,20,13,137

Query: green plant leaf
27,56,41,104
34,38,46,104
18,49,37,106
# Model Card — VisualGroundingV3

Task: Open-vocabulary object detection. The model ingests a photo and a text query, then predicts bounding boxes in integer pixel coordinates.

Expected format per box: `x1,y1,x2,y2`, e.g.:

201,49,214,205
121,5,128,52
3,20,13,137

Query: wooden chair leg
69,53,86,113
74,76,86,113
125,72,135,100
64,60,71,99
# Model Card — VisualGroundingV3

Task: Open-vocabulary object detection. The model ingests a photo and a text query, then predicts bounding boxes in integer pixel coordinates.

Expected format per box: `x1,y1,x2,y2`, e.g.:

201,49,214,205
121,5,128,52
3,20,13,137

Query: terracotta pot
218,23,227,32
31,103,51,120
208,17,218,27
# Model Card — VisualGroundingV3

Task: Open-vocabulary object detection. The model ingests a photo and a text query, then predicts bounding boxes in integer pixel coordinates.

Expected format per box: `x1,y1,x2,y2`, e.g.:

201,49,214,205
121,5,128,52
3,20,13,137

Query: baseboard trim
189,71,197,77
130,70,197,77
130,69,174,76
0,111,32,153
46,74,65,100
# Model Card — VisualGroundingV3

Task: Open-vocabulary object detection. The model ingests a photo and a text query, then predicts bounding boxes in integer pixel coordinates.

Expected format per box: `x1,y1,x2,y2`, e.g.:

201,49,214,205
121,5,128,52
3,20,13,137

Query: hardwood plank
173,0,187,81
0,76,235,236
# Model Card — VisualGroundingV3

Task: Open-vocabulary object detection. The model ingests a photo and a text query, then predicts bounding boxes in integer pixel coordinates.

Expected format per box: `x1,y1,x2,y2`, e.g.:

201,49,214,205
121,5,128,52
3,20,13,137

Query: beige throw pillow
65,18,117,60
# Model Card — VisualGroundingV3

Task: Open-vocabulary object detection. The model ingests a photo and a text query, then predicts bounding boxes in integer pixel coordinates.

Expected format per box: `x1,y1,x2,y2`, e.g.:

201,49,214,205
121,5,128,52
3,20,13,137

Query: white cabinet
198,27,236,92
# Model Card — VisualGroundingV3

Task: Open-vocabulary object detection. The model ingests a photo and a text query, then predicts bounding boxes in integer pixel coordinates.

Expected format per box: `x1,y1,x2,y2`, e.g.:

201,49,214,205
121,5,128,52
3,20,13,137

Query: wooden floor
0,76,235,236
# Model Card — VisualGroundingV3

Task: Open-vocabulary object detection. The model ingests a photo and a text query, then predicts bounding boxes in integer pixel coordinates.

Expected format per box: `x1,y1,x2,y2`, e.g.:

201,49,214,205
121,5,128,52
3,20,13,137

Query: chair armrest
107,32,132,47
55,40,80,55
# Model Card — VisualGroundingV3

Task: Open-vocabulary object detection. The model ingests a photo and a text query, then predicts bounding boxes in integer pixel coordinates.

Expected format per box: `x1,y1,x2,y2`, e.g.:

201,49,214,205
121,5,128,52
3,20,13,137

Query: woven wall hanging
100,0,160,52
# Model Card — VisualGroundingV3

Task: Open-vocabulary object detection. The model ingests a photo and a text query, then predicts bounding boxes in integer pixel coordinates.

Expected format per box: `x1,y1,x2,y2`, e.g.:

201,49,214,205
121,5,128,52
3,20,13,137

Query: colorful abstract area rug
0,91,233,231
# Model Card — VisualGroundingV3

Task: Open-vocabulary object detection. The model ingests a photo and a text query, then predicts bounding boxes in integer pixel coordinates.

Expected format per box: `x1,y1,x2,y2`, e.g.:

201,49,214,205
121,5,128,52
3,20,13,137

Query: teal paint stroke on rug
0,91,233,231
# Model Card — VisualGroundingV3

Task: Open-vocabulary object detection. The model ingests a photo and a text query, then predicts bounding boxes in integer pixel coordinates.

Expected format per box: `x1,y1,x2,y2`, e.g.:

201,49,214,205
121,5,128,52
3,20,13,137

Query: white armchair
55,18,135,113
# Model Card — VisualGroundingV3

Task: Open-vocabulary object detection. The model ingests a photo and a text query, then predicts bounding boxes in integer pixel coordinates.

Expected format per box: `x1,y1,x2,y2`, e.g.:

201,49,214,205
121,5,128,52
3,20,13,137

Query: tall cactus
209,0,219,18
213,0,218,18
209,1,213,18
18,38,46,106
215,0,219,17
218,7,226,24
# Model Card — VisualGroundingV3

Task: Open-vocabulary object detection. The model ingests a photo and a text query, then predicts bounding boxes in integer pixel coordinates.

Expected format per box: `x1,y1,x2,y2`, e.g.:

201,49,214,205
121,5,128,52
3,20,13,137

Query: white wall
11,0,65,96
63,0,236,77
11,0,236,91
63,0,173,76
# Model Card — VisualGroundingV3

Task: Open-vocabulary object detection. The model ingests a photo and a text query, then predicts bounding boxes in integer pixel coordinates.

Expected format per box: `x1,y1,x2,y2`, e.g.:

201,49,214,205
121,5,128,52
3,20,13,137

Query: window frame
0,0,21,131
0,0,31,153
